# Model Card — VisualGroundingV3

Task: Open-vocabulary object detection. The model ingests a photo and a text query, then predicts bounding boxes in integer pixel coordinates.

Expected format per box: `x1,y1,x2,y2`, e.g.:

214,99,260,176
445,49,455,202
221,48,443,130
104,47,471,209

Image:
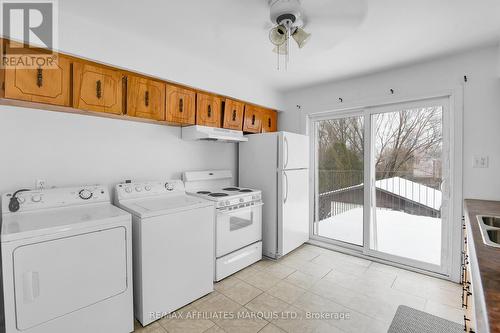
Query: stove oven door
216,203,263,257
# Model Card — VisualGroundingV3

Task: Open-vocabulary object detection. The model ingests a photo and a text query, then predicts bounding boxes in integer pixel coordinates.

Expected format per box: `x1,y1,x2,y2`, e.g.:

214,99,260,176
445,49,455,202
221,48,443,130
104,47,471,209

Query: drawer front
127,76,165,120
261,109,277,133
165,84,196,125
223,99,244,130
215,242,262,281
243,105,262,133
196,93,221,128
4,54,71,106
73,62,123,114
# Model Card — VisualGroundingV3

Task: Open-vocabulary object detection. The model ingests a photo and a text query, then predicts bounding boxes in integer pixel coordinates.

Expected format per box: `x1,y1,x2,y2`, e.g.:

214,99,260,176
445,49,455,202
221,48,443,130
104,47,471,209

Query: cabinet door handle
179,98,183,113
144,91,149,107
36,68,43,87
96,80,102,99
268,117,272,128
232,110,237,121
251,114,256,125
208,104,212,118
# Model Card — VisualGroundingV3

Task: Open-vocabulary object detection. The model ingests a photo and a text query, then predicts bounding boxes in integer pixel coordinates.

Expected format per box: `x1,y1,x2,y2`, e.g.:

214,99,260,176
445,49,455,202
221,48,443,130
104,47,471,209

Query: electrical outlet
35,179,46,190
473,155,489,168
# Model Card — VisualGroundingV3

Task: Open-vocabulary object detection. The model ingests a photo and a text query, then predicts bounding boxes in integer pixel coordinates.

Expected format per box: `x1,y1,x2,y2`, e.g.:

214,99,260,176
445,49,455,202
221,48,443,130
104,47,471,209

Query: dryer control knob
79,189,93,200
125,187,132,193
135,186,143,192
145,185,152,191
165,183,174,191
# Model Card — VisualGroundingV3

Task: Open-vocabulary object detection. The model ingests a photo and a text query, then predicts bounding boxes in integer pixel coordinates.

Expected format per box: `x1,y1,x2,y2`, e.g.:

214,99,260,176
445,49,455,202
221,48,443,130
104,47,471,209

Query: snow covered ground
317,207,441,265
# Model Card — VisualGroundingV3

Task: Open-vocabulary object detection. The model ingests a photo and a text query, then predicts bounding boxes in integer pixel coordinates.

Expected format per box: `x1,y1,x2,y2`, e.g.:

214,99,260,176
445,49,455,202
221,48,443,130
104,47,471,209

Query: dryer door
13,226,128,330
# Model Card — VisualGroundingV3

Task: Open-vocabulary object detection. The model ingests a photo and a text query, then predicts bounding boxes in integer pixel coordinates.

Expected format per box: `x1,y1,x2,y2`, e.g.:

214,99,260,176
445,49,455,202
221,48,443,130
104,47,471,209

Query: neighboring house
319,177,442,220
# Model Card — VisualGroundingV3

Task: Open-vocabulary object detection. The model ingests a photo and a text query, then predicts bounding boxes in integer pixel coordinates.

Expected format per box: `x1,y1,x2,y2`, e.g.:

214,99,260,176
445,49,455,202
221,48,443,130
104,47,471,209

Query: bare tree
375,107,442,178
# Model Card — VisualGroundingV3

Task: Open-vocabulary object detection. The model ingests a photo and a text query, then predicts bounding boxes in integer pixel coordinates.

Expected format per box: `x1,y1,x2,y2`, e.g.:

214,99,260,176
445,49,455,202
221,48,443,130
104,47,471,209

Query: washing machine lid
1,203,130,242
118,194,213,218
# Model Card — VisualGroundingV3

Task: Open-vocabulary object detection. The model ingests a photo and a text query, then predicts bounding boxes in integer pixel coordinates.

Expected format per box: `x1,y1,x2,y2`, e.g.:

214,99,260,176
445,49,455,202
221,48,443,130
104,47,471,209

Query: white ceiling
61,0,500,92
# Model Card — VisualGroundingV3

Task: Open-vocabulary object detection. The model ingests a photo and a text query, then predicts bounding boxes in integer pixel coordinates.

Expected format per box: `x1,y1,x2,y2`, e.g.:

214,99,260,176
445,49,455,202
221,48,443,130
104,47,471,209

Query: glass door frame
309,95,456,277
310,108,367,252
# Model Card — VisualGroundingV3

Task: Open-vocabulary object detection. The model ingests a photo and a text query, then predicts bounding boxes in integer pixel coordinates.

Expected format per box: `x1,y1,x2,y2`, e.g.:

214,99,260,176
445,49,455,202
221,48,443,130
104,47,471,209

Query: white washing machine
114,180,214,326
0,185,134,333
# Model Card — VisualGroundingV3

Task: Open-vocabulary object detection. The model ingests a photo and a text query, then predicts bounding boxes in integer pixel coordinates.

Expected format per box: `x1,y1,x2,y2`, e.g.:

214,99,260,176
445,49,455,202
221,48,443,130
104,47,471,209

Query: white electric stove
183,170,263,281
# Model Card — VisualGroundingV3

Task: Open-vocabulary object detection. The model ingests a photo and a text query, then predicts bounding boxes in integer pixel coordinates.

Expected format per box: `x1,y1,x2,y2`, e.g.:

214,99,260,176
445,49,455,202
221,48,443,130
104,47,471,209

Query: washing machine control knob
125,187,132,193
165,183,174,191
145,185,152,191
79,189,93,200
135,186,143,192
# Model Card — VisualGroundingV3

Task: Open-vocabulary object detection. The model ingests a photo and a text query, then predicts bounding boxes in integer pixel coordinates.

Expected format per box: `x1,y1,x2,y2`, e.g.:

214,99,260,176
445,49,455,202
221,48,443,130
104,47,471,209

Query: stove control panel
2,185,109,213
115,180,184,200
216,193,262,209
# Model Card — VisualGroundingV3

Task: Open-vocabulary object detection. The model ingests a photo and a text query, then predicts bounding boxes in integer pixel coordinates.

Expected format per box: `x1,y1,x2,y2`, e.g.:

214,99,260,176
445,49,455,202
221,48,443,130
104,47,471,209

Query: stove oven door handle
217,202,264,215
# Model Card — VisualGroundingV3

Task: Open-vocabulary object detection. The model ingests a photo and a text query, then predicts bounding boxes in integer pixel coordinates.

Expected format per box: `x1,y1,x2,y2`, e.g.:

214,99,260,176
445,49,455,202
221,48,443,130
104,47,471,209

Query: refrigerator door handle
283,171,289,204
284,136,289,169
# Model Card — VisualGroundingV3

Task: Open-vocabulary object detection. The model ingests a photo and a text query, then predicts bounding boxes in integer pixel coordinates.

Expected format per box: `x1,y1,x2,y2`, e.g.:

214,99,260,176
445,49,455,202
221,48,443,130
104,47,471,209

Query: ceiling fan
267,0,367,70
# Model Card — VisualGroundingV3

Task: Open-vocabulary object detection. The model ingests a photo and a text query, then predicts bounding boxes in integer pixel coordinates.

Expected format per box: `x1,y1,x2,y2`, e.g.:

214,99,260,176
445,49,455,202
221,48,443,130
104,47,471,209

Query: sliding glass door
311,98,451,274
313,114,364,246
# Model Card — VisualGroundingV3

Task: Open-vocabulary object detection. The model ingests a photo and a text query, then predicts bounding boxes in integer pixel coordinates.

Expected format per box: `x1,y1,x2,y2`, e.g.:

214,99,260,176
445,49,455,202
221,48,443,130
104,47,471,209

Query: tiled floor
133,244,463,333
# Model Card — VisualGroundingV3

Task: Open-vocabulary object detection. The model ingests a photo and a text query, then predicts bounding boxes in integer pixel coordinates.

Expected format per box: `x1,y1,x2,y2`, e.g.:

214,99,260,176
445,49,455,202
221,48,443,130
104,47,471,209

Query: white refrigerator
239,131,309,259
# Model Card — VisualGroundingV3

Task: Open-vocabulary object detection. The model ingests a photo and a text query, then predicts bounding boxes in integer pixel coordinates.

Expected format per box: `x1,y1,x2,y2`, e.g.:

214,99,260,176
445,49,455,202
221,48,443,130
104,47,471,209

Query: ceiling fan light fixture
269,25,287,46
292,27,311,48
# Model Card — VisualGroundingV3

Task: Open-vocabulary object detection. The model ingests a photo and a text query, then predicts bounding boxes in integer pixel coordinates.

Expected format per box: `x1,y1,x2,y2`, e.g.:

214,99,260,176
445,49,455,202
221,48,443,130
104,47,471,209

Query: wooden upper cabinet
222,98,244,130
2,53,71,106
73,62,123,114
165,84,196,125
196,92,221,128
261,108,278,133
127,76,165,121
242,105,262,133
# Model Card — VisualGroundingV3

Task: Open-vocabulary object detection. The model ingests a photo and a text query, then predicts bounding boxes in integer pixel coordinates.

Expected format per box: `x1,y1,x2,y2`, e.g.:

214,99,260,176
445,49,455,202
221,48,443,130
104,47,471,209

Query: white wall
0,106,237,194
281,45,500,201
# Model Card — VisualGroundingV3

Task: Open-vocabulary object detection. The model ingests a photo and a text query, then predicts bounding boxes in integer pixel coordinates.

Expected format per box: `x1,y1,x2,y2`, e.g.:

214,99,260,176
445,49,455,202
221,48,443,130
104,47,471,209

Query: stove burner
197,191,211,194
223,187,240,191
209,193,229,197
239,189,253,193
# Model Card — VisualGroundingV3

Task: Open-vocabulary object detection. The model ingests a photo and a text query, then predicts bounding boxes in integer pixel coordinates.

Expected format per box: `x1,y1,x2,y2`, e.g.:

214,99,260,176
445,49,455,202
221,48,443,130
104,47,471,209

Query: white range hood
182,125,248,142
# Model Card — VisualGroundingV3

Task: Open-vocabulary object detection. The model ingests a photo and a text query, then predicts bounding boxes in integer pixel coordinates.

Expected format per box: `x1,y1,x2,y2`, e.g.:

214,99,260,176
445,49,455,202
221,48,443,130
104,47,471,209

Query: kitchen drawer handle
144,91,149,106
36,68,43,87
179,98,183,113
232,110,237,121
208,105,212,117
251,114,256,125
96,80,102,99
